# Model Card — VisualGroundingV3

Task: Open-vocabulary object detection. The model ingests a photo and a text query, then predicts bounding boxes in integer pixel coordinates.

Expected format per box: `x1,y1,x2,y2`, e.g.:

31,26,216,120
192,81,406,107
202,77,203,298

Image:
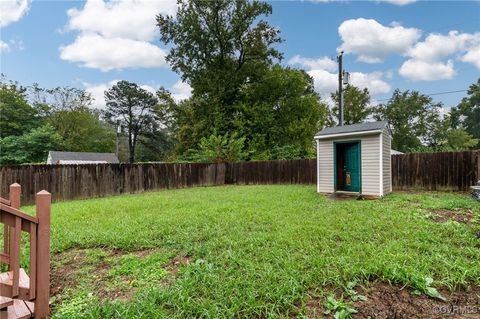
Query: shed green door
343,142,360,192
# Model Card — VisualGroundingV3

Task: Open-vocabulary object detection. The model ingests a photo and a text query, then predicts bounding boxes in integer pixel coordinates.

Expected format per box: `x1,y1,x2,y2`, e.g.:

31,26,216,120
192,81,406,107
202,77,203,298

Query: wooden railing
0,183,50,319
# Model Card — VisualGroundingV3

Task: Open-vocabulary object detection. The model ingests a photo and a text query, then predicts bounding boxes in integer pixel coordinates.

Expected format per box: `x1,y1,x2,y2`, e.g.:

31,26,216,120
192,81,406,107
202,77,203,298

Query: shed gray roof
48,151,119,164
315,121,388,137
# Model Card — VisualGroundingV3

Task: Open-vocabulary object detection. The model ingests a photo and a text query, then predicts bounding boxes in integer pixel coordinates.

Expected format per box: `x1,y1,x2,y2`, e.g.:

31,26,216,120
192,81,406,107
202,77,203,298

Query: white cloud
399,31,480,79
349,71,391,95
461,45,480,69
171,80,192,102
0,0,30,27
288,55,336,72
60,34,167,71
62,0,176,71
338,18,421,63
306,69,390,98
408,31,475,62
0,40,10,52
399,59,455,81
380,0,416,5
66,0,176,42
83,80,119,109
289,54,391,98
306,69,338,97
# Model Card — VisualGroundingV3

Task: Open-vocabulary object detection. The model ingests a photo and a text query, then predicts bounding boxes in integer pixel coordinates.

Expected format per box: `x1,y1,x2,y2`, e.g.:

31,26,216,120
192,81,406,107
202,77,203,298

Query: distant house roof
391,149,404,155
47,151,119,164
315,121,389,139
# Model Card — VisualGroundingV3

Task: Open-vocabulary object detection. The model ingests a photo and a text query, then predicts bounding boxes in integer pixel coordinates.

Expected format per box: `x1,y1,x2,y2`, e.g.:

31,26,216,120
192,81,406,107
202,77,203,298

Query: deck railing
0,183,50,319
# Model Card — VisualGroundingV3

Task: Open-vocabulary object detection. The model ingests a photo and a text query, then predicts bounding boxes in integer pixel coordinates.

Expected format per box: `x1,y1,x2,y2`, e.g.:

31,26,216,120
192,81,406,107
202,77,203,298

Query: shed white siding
359,135,381,196
382,127,392,194
318,139,334,193
317,133,382,196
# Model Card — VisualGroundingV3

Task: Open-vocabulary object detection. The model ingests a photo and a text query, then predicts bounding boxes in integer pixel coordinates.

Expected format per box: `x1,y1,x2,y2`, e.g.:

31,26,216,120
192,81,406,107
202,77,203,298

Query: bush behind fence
0,151,478,204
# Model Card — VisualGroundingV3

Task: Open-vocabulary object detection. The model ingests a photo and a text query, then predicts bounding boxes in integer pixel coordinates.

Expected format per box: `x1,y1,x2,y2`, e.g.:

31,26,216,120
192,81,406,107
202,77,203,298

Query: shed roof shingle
48,151,119,164
315,121,388,137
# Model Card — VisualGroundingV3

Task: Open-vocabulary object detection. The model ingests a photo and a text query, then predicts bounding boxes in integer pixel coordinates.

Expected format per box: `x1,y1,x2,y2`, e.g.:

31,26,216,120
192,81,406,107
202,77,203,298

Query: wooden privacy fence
391,151,480,191
0,152,478,203
0,163,226,204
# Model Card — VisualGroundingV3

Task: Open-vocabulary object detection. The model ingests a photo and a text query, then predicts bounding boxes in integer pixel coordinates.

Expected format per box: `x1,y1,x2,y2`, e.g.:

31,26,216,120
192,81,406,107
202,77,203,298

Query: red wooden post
4,183,21,265
9,183,21,209
35,190,51,319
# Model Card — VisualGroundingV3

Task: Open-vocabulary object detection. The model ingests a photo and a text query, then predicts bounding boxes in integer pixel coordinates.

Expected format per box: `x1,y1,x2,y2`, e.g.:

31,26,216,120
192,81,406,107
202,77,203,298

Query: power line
376,89,468,102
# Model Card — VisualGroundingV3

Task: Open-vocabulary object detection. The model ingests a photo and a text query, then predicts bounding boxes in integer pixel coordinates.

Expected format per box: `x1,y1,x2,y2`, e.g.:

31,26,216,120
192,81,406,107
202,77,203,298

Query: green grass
21,185,480,318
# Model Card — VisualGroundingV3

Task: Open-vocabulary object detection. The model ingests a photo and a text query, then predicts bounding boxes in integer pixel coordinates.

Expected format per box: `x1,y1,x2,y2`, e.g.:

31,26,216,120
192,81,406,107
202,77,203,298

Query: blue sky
0,0,479,109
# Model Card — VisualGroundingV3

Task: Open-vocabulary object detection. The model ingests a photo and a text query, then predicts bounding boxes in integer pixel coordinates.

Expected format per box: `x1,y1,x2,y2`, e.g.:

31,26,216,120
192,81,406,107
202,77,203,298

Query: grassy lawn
22,185,480,318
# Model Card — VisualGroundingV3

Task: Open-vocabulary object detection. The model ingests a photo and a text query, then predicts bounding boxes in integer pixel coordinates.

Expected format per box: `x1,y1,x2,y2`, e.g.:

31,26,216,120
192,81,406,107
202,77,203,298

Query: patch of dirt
428,208,476,223
50,248,192,306
305,282,480,319
304,295,326,318
169,255,192,277
328,193,360,201
354,283,480,319
50,249,86,297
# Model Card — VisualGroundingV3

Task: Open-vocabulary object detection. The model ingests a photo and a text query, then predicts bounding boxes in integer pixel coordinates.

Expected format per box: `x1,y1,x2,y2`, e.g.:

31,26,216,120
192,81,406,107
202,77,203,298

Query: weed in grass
412,277,446,301
344,282,368,302
108,252,170,286
323,295,357,319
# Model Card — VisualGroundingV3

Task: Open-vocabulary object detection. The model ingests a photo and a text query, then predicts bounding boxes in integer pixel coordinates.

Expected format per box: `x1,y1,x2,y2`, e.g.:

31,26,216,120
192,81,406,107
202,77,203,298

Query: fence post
9,183,21,208
4,183,21,266
35,190,51,319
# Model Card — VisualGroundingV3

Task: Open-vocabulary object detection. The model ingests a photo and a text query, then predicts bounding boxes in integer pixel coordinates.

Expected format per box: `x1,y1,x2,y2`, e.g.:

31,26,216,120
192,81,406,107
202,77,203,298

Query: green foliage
157,0,290,157
49,107,115,153
186,131,246,163
412,277,446,301
54,294,93,318
251,144,314,160
0,80,40,137
323,296,357,319
374,90,443,153
344,282,368,302
445,128,479,150
331,85,372,125
157,0,282,98
411,124,478,153
235,65,328,159
0,124,63,164
104,80,159,163
31,85,93,112
110,253,169,285
450,79,480,147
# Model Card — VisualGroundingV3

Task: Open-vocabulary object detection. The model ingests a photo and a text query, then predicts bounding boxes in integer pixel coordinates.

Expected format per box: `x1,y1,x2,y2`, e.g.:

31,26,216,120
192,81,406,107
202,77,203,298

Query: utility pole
116,120,121,159
337,51,344,126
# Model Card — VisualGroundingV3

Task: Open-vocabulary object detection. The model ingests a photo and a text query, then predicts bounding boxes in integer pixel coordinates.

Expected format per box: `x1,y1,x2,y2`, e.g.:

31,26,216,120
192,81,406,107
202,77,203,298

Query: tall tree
156,0,282,139
0,80,39,138
31,85,93,112
373,89,442,152
234,65,328,158
450,78,480,147
445,128,478,151
331,85,372,125
104,81,159,163
49,108,115,153
31,84,115,153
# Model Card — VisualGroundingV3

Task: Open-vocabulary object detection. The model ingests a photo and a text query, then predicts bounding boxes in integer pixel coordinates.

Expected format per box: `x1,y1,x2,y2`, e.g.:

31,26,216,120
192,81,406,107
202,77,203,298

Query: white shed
314,121,392,198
